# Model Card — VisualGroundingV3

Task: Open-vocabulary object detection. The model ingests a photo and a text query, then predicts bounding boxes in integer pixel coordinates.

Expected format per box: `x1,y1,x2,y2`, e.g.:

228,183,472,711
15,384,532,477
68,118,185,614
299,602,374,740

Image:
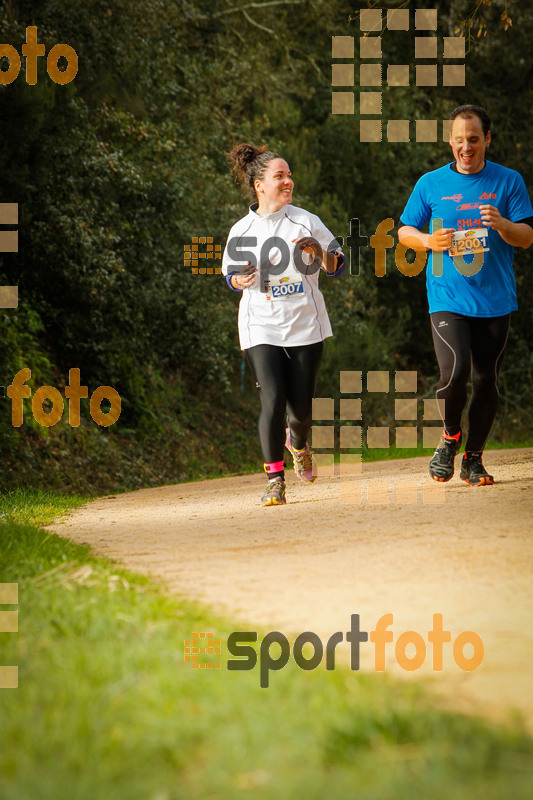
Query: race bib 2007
449,228,490,257
264,274,304,301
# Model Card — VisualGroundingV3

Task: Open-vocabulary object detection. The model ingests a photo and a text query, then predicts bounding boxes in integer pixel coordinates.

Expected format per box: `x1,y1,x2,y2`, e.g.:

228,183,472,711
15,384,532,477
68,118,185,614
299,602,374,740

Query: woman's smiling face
255,158,294,208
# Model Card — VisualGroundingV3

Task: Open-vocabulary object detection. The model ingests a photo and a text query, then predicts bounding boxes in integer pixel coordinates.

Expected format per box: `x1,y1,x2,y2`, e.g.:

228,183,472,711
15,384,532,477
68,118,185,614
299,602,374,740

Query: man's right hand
428,228,455,252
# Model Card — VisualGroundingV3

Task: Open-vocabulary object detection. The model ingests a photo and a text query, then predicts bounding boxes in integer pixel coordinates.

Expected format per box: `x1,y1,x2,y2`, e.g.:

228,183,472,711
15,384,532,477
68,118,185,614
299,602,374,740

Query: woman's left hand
292,236,323,260
292,237,338,272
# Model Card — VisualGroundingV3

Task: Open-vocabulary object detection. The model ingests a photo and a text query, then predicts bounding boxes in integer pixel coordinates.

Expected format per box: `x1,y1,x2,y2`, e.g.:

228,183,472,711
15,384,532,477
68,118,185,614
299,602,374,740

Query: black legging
430,311,511,452
245,342,324,464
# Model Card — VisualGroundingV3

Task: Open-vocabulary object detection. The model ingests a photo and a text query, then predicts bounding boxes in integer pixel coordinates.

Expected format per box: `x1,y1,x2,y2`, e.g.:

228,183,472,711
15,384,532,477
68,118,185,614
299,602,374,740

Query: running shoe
261,477,286,506
285,428,317,483
460,451,494,486
428,430,462,482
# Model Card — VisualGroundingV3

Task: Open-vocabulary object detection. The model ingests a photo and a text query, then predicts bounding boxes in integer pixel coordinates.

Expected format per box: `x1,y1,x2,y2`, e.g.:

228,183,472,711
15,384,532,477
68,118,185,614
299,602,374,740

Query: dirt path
47,449,533,726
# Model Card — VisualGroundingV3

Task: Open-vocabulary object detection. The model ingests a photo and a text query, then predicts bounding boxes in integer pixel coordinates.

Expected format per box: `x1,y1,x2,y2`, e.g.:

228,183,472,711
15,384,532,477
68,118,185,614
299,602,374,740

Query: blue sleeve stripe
325,251,346,277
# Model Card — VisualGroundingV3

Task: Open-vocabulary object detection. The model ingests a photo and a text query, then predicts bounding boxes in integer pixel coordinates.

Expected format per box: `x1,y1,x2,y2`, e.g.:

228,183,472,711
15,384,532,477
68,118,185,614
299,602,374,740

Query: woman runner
222,144,345,506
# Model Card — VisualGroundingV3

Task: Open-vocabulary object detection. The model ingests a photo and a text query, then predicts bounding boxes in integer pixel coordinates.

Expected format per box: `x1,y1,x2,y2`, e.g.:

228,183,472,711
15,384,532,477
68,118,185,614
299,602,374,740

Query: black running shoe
460,451,494,486
429,431,462,482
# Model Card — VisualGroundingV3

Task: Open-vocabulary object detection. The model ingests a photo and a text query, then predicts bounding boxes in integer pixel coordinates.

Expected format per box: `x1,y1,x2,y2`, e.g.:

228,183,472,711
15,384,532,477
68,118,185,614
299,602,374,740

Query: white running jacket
222,203,344,350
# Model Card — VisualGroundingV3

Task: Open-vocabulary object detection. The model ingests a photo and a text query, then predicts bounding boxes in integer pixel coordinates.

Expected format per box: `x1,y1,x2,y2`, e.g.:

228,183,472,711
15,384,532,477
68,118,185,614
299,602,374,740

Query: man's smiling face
449,114,491,174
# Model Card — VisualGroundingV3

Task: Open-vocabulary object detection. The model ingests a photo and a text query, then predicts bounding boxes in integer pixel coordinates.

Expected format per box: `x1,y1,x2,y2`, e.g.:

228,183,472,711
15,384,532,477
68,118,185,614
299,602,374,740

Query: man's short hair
450,105,491,137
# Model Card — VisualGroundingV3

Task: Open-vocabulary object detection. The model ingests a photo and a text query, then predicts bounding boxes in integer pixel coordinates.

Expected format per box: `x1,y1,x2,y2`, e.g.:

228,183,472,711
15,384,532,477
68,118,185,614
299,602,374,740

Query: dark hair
227,143,281,200
450,104,491,136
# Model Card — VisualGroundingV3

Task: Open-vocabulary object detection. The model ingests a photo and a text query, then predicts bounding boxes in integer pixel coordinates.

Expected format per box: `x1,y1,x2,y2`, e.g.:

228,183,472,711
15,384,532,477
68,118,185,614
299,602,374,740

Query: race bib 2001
449,228,490,257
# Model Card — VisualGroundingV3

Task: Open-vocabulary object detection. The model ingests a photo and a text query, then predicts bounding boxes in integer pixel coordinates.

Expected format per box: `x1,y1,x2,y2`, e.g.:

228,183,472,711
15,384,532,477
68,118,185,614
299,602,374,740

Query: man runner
398,105,533,485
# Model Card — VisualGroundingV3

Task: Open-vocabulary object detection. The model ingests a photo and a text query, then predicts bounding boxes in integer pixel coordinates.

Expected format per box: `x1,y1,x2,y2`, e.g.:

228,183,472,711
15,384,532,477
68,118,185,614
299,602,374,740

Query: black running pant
245,342,324,464
430,311,511,452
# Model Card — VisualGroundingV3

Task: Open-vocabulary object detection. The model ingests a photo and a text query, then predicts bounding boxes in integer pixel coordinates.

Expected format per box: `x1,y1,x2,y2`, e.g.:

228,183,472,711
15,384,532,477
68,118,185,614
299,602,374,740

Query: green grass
1,491,533,799
0,488,89,527
484,437,533,451
362,438,533,463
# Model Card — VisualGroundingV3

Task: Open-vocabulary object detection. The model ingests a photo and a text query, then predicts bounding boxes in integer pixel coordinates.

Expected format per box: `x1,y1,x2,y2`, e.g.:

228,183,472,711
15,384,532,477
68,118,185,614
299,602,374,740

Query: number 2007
272,283,302,297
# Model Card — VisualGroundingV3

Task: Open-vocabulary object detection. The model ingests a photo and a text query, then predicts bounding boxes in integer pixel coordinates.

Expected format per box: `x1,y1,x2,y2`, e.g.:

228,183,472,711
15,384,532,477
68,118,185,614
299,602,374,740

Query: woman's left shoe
285,428,317,483
261,477,287,506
